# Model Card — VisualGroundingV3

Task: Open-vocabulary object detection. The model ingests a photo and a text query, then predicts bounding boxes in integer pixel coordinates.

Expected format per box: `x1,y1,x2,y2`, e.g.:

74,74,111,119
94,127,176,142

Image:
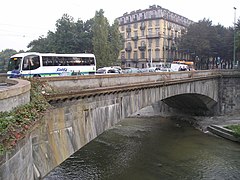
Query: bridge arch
161,93,217,115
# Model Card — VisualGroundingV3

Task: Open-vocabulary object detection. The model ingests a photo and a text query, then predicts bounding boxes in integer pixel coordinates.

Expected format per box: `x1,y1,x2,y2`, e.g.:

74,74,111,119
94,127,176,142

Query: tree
53,14,77,53
92,10,123,68
108,19,123,65
0,49,18,72
28,14,94,54
27,35,53,52
27,11,123,69
179,18,235,69
92,9,110,68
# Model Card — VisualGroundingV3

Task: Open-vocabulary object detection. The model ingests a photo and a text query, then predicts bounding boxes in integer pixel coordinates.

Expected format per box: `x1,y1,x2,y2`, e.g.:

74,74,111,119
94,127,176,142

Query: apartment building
117,5,194,68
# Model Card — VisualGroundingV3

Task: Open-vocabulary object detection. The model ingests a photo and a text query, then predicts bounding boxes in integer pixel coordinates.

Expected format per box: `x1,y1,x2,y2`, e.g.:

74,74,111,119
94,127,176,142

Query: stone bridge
41,70,221,116
1,70,240,179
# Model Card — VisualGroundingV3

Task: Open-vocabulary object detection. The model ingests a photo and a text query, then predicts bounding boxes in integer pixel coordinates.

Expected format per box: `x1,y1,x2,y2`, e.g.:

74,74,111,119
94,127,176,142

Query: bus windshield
8,57,22,71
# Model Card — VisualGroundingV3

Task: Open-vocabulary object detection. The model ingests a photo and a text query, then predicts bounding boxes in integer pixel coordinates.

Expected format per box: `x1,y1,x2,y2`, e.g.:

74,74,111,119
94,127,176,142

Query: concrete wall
219,70,240,115
0,73,7,83
0,78,31,112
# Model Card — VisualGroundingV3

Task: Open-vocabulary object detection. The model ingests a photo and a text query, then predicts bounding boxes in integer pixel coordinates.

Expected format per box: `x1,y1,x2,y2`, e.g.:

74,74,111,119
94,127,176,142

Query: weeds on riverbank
0,79,50,155
226,124,240,137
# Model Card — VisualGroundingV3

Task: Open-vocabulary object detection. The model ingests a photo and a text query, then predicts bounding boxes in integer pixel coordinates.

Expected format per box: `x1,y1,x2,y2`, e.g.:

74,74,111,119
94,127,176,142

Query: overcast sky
0,0,239,51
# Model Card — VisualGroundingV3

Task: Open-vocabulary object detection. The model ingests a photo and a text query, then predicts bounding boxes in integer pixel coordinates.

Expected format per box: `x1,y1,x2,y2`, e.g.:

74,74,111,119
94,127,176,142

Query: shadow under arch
161,93,218,116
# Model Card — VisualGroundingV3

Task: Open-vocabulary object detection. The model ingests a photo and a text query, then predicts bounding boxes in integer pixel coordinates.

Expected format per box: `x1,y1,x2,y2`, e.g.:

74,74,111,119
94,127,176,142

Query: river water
44,115,240,180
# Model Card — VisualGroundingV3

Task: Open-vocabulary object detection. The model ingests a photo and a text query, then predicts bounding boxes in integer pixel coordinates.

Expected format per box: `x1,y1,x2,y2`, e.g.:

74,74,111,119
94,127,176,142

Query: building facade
117,5,194,68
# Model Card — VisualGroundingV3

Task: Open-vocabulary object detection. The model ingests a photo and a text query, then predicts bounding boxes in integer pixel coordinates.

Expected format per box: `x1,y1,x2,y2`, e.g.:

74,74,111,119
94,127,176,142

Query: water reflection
44,116,240,180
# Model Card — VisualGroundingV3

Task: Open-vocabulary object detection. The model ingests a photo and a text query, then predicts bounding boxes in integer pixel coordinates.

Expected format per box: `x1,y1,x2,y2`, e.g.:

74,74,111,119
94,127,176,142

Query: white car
95,67,121,75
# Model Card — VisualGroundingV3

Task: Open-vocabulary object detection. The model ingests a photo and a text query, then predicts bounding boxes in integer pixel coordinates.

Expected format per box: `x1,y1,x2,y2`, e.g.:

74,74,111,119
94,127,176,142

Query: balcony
132,59,138,63
138,45,146,51
131,36,139,41
126,27,131,32
125,46,132,52
146,33,160,39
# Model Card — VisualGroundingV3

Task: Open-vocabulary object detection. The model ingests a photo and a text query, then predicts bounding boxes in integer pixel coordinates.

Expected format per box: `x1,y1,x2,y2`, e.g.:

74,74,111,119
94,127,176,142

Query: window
148,50,152,60
134,51,138,60
156,39,160,47
127,32,131,38
22,55,40,70
156,19,160,26
148,28,152,36
134,31,138,37
148,20,152,27
121,52,125,60
141,51,145,59
148,39,152,47
134,41,137,49
156,50,160,60
127,52,131,60
134,23,138,29
127,42,131,48
141,30,145,37
42,56,95,66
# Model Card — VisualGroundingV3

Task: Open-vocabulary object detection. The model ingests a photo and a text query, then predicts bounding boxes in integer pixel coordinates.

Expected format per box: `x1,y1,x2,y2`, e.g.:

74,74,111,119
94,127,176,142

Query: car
95,67,121,75
122,67,140,74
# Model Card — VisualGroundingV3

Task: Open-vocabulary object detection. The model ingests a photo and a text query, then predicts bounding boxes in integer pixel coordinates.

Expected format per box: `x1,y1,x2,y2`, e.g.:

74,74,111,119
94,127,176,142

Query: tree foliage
0,49,19,72
27,11,122,68
92,9,110,68
179,18,238,69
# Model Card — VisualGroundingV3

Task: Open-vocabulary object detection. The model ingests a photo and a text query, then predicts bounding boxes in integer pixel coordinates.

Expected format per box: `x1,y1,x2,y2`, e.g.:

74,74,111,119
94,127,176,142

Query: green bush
226,124,240,137
0,79,50,152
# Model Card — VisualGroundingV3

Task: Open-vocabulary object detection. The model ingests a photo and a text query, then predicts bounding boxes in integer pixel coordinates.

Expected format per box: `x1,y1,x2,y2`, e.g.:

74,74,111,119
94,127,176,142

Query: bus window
22,55,40,70
42,56,54,66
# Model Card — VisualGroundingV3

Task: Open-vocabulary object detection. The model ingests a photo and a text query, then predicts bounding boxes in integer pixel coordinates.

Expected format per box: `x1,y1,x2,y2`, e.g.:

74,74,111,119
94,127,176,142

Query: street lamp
233,7,237,68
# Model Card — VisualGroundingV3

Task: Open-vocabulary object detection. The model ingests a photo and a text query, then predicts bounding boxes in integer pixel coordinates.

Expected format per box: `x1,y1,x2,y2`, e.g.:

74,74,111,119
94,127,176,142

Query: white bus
7,52,96,77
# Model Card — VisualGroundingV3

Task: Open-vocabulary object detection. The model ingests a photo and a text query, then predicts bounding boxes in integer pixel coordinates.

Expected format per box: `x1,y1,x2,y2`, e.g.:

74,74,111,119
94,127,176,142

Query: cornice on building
117,4,194,28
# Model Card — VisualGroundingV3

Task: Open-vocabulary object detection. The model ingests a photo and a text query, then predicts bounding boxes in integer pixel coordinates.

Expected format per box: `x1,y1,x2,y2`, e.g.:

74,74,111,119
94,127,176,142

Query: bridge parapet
0,78,31,112
39,70,220,93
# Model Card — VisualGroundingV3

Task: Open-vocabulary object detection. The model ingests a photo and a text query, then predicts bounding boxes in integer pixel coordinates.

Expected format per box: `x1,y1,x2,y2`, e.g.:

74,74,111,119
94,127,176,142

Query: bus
172,60,195,71
7,52,96,77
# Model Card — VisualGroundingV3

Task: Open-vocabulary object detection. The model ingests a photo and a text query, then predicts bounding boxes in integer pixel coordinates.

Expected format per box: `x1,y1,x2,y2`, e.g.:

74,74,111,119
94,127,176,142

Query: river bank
45,107,240,180
130,105,240,134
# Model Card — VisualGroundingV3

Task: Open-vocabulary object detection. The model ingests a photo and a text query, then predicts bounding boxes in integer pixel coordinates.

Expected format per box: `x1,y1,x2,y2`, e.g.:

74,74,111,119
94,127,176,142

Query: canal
44,115,240,180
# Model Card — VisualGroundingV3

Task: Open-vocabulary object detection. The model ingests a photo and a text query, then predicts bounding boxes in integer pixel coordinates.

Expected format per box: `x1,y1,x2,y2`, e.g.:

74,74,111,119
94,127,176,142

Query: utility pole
233,7,237,68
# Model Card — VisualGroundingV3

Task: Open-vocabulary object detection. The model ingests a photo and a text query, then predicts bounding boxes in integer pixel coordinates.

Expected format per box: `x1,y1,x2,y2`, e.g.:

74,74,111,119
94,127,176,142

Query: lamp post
233,7,237,68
